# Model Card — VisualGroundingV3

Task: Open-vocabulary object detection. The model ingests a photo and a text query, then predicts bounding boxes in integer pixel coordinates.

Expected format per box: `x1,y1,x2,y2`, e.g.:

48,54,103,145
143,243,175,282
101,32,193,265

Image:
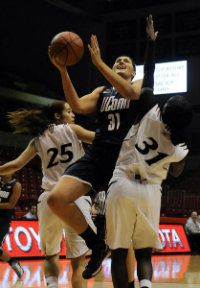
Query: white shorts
106,171,162,250
37,192,93,258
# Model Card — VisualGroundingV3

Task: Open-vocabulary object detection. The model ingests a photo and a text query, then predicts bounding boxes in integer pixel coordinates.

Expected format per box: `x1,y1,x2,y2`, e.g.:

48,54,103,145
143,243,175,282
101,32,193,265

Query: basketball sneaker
11,261,24,278
82,241,110,279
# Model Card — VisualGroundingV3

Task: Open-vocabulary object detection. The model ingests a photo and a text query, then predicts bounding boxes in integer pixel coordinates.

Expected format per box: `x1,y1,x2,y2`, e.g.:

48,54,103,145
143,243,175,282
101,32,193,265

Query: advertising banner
2,221,190,258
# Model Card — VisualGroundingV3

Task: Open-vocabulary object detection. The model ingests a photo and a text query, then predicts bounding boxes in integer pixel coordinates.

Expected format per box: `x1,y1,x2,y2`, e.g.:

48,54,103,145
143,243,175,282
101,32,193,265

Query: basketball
49,31,84,66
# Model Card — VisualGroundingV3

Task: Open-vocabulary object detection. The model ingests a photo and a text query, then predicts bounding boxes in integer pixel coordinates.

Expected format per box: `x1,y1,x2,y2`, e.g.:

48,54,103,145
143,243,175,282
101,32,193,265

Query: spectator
24,204,37,220
185,211,200,254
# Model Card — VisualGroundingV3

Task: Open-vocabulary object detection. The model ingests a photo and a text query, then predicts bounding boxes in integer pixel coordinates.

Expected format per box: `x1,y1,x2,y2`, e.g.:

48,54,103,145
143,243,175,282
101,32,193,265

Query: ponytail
8,109,49,136
8,100,66,136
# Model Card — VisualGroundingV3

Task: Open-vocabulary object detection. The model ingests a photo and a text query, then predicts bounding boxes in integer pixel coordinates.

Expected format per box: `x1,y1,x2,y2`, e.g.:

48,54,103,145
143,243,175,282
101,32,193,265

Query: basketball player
47,18,155,280
47,12,162,279
0,101,95,288
0,173,24,278
106,15,193,288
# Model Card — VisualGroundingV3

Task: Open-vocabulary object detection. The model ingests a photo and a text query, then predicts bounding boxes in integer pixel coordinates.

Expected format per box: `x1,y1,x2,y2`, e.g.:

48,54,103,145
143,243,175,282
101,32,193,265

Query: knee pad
0,247,3,256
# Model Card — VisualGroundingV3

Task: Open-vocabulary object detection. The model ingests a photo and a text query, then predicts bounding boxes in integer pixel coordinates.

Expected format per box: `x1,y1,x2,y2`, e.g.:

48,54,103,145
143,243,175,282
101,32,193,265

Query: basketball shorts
37,192,92,258
106,170,162,250
63,146,119,193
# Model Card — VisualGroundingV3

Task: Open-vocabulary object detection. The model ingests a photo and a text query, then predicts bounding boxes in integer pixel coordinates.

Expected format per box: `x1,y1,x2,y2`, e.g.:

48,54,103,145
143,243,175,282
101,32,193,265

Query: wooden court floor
0,254,200,287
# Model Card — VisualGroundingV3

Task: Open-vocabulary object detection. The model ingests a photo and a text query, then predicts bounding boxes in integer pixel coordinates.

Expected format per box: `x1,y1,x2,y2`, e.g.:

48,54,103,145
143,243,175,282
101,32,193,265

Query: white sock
45,276,58,288
139,279,152,288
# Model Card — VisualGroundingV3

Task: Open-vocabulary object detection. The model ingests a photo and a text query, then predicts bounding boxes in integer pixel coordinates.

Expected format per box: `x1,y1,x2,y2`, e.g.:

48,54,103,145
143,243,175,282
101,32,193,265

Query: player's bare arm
56,67,103,114
70,124,95,144
49,46,103,114
77,86,104,114
0,181,21,209
88,34,140,100
0,140,36,175
146,14,158,41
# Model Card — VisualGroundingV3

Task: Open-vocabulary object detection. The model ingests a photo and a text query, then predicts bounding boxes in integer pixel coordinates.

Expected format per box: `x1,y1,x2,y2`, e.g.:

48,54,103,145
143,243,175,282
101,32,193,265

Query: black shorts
64,144,120,193
0,215,12,245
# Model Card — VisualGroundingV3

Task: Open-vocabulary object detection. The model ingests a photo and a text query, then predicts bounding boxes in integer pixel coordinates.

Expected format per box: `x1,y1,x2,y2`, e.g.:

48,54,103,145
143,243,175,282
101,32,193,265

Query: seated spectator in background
185,211,200,254
24,204,37,219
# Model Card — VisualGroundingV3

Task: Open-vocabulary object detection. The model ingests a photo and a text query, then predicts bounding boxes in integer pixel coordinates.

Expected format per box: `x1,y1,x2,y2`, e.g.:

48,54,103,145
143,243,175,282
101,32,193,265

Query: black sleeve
142,40,156,90
134,40,156,123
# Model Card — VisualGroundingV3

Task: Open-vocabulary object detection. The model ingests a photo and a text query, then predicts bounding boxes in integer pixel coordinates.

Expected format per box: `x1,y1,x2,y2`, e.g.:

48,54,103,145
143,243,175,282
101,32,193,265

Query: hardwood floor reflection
0,255,200,287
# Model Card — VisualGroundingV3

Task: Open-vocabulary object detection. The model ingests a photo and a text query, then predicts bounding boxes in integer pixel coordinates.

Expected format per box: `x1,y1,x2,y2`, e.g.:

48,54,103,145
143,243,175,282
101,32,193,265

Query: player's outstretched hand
146,14,158,41
48,46,66,73
88,35,103,67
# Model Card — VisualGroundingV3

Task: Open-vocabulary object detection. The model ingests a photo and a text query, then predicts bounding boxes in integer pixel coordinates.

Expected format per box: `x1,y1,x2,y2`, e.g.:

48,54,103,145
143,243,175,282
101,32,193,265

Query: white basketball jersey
114,105,189,184
34,124,84,191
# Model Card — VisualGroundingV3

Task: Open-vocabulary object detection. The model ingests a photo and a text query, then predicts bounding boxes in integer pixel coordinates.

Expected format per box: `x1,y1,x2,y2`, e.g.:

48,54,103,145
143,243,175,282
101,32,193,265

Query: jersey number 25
47,143,73,168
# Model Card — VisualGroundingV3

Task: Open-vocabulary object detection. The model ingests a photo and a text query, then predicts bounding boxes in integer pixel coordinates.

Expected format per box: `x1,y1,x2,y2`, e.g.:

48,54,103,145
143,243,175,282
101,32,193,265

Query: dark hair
43,100,66,123
8,100,66,136
162,96,193,145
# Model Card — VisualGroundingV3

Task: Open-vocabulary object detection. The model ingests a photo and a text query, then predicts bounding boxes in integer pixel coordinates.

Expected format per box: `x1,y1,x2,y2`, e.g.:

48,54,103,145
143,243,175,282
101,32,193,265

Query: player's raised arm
88,35,140,100
49,47,103,115
142,14,158,90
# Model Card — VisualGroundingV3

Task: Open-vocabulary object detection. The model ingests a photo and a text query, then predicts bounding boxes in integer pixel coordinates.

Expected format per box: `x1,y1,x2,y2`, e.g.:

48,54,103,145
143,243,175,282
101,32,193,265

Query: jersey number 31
108,113,120,131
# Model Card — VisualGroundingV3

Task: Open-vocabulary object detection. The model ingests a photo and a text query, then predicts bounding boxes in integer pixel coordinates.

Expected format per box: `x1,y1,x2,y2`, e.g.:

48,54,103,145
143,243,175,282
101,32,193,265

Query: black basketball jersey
0,177,16,216
93,86,136,147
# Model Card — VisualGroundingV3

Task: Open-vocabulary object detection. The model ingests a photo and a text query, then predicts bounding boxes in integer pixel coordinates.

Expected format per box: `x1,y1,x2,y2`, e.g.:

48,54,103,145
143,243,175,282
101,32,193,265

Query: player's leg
111,248,129,288
48,176,109,279
131,184,162,288
135,248,153,288
71,255,87,288
64,223,89,287
47,157,109,279
47,176,90,234
38,192,64,288
109,246,135,288
0,217,24,278
75,196,109,279
126,247,135,288
110,238,135,287
44,254,60,288
106,177,137,287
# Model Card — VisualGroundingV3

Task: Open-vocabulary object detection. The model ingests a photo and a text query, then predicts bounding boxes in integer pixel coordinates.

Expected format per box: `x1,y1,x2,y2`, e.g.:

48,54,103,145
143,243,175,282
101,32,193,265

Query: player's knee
0,248,3,257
